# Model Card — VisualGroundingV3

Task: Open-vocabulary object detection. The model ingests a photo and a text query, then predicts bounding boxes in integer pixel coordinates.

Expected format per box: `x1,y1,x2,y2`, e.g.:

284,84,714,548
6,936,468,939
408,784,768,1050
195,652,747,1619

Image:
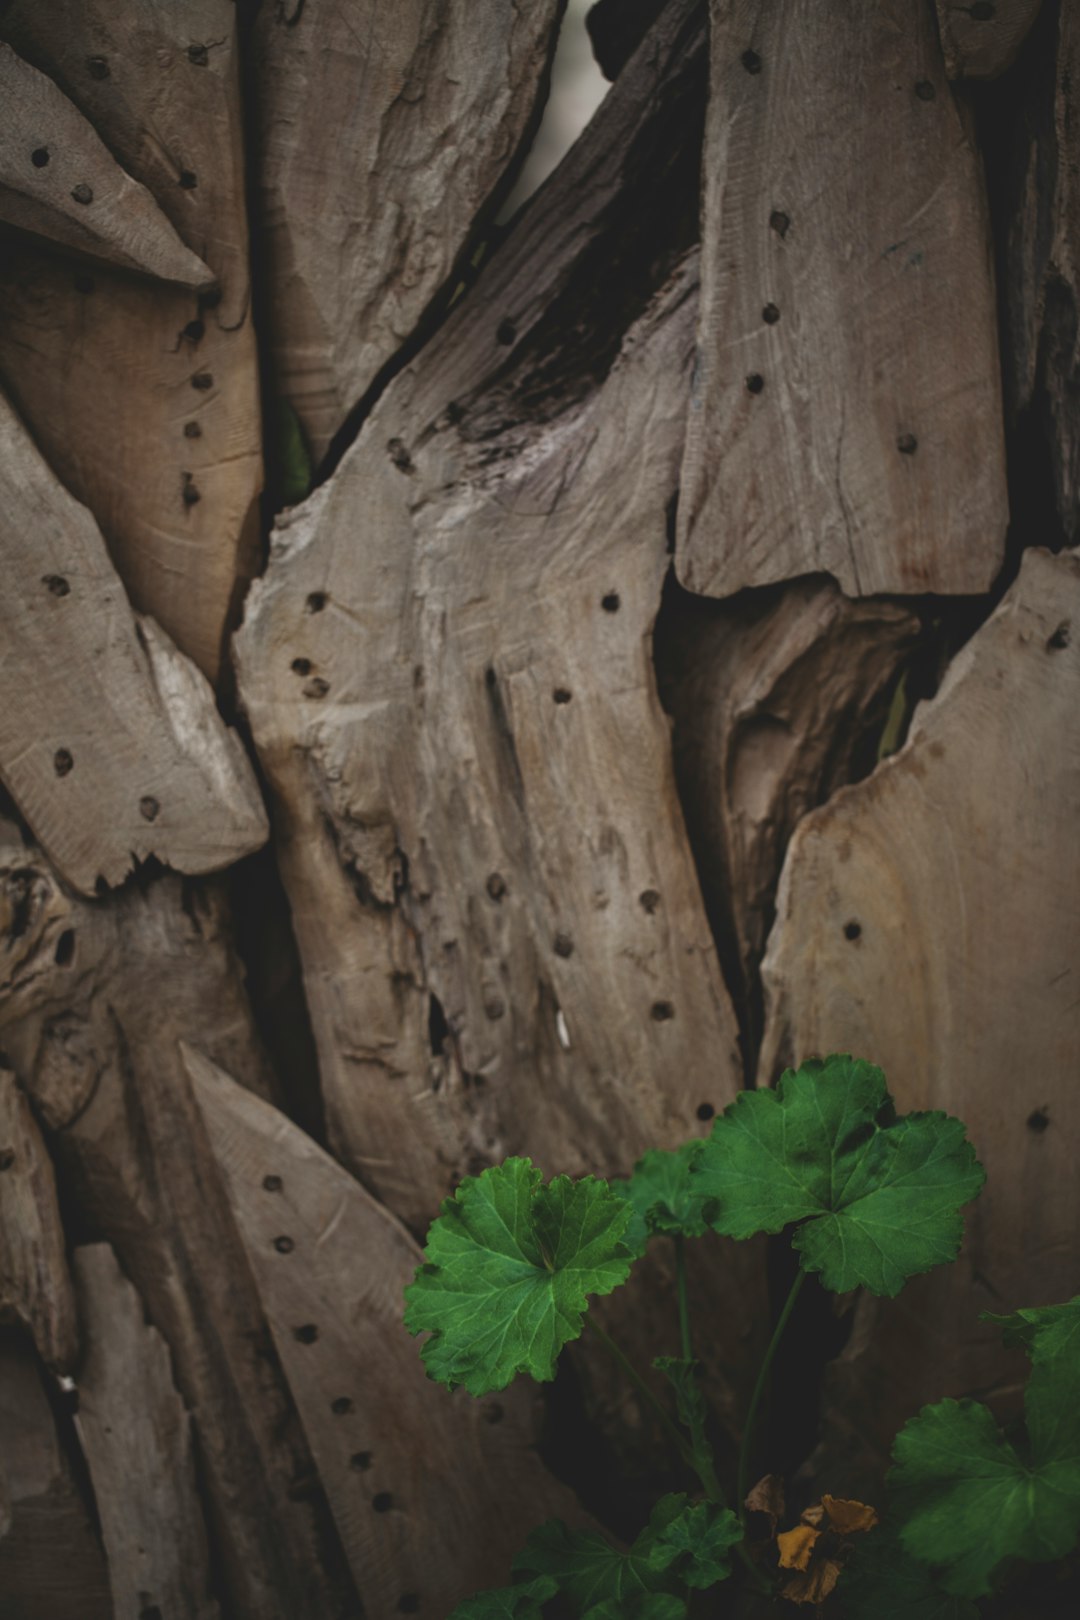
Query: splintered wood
0,0,260,682
0,1069,77,1372
678,0,1008,597
251,0,564,466
759,548,1080,1465
0,389,267,894
187,1045,586,1618
236,0,731,1234
934,0,1042,80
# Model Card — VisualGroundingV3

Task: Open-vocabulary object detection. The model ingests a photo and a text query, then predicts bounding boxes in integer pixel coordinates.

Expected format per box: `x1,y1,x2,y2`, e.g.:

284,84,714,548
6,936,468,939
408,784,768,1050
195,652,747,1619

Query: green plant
403,1056,1077,1615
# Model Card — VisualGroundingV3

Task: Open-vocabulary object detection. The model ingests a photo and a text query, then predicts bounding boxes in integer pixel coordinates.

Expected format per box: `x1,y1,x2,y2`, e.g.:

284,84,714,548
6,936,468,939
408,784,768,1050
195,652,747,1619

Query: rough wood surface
677,0,1008,598
934,0,1041,79
187,1043,586,1617
658,580,918,1032
0,388,267,895
0,832,357,1620
237,0,727,1236
0,1067,77,1373
72,1244,219,1620
0,43,212,287
0,1331,113,1620
251,0,563,466
0,0,261,683
758,546,1080,1472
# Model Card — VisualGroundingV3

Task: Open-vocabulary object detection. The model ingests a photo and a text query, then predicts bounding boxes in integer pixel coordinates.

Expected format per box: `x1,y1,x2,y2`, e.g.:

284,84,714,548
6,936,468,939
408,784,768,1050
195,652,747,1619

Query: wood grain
678,0,1008,598
187,1044,588,1618
0,43,212,287
73,1245,219,1620
934,0,1041,79
758,546,1080,1475
0,0,261,682
251,0,563,465
0,1067,77,1373
0,387,267,895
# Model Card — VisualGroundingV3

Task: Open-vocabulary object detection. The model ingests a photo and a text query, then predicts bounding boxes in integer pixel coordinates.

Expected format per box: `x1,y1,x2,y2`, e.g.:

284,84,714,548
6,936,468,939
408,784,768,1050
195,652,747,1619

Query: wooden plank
0,1331,113,1620
0,1,260,683
0,1067,77,1373
0,43,213,287
659,579,918,1032
0,830,357,1620
934,0,1041,80
251,0,563,465
186,1044,588,1618
235,0,729,1236
677,0,1008,598
73,1245,219,1620
757,547,1080,1474
0,388,268,895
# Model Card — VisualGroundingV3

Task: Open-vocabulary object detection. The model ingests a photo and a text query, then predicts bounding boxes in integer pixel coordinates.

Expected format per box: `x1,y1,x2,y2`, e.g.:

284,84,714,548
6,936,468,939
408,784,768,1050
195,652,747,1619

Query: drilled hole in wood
1027,1108,1050,1133
273,1235,294,1254
844,920,862,941
54,929,76,967
188,43,209,65
262,1174,283,1192
183,421,202,439
303,677,330,700
427,993,451,1058
696,1102,715,1122
191,372,214,391
762,303,780,324
651,1000,675,1022
291,658,312,676
306,591,327,613
86,56,110,79
293,1324,319,1344
54,748,74,777
71,183,94,206
484,997,505,1021
42,574,70,597
897,433,918,455
553,688,573,704
639,889,661,914
140,796,160,822
769,210,790,238
183,319,205,343
741,48,762,73
486,872,507,901
553,932,574,958
1047,622,1071,650
31,148,49,168
601,592,620,612
0,1150,15,1172
179,170,198,189
350,1451,373,1471
331,1396,353,1415
181,474,201,507
746,373,765,394
387,437,414,473
372,1492,393,1512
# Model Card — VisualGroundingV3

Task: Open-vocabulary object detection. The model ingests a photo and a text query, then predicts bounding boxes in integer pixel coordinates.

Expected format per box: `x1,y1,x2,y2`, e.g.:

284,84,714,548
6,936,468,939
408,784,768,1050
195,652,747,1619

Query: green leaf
693,1055,985,1295
644,1497,742,1588
653,1358,709,1448
889,1391,1080,1598
583,1597,686,1620
984,1295,1080,1370
449,1576,557,1618
272,399,313,507
404,1158,634,1395
611,1141,708,1253
839,1526,979,1618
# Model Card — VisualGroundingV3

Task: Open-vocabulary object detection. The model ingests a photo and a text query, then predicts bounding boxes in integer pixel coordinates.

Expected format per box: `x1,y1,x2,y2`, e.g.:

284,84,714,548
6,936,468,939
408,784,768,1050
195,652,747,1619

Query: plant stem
675,1233,694,1362
585,1316,696,1469
736,1266,807,1523
673,1236,725,1505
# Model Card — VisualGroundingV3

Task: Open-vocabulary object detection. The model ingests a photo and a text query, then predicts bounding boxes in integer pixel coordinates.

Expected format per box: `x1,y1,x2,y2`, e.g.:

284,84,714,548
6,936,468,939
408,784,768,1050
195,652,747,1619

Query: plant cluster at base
402,1055,1078,1615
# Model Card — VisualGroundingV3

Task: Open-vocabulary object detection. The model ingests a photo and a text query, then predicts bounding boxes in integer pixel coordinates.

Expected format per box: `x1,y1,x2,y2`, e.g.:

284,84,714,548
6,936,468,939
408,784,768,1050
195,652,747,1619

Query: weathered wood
0,388,267,895
0,829,358,1620
251,0,563,465
236,0,725,1236
0,0,261,683
0,1330,113,1620
677,0,1008,598
187,1043,587,1617
1002,2,1080,539
659,580,918,1030
0,1067,77,1373
758,547,1080,1472
72,1244,219,1620
934,0,1041,80
0,43,213,287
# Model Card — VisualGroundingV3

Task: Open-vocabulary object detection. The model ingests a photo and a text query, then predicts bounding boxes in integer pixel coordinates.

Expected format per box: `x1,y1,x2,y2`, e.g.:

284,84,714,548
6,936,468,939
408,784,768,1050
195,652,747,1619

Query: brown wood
757,547,1080,1474
934,0,1041,79
677,0,1008,598
0,43,212,288
251,0,563,465
0,1067,77,1373
186,1043,587,1617
0,0,261,683
0,388,268,895
0,1331,113,1620
72,1245,220,1620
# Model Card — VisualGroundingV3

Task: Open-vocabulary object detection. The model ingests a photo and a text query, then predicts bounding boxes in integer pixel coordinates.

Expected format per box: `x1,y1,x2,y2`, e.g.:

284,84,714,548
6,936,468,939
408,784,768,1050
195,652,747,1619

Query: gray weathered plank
0,43,212,287
678,0,1008,598
0,1067,77,1373
758,547,1080,1474
73,1245,219,1620
251,0,563,465
0,388,267,895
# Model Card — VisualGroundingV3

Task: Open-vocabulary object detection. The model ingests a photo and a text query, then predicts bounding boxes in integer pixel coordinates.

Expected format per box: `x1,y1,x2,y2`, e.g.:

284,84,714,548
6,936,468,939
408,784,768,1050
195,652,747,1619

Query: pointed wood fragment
758,547,1080,1471
251,0,563,464
73,1245,219,1620
186,1044,587,1617
934,0,1041,80
0,1068,77,1373
678,0,1008,598
0,1,261,682
0,43,213,286
0,388,267,895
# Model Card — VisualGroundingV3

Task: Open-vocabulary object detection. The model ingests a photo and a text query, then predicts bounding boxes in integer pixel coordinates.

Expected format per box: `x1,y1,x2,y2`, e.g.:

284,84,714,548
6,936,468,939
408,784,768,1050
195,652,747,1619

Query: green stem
674,1236,725,1505
737,1267,807,1524
675,1233,694,1362
585,1316,696,1469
